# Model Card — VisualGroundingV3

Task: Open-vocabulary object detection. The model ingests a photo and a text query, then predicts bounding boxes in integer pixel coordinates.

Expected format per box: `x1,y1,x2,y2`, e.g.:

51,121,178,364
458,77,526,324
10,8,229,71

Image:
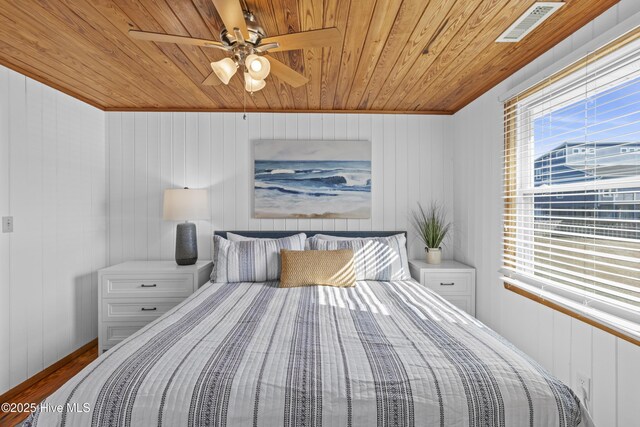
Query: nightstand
98,260,213,354
408,259,476,316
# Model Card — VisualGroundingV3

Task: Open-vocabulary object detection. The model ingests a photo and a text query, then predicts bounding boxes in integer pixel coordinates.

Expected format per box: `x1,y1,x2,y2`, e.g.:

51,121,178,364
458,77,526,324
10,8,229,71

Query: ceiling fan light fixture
245,54,270,80
244,72,266,93
211,58,238,84
128,1,340,92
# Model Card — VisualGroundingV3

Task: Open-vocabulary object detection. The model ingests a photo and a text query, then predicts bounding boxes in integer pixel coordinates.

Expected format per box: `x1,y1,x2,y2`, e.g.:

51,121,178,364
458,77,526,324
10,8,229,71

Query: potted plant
411,202,451,264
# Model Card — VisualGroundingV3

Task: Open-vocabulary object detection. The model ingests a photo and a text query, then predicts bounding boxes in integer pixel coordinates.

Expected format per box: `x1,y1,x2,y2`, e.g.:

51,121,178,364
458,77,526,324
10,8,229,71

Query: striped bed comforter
26,280,583,427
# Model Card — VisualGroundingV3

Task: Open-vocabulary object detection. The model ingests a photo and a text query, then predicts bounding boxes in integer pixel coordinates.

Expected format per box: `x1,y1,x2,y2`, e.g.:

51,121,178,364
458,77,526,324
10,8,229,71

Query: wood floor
0,343,98,427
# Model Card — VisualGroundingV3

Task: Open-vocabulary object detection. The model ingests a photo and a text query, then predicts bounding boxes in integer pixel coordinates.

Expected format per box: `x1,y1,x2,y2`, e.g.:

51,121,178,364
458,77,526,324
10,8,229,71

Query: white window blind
502,28,640,342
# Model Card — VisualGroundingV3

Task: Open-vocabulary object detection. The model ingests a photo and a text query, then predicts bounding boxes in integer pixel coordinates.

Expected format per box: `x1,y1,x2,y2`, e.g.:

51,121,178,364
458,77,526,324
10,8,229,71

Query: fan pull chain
243,64,247,120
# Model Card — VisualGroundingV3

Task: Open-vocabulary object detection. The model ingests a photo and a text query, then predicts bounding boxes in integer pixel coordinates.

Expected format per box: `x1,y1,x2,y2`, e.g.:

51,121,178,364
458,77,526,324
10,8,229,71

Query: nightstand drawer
409,260,476,316
101,322,146,347
421,272,472,294
102,298,182,322
98,261,214,354
102,274,194,298
443,295,473,314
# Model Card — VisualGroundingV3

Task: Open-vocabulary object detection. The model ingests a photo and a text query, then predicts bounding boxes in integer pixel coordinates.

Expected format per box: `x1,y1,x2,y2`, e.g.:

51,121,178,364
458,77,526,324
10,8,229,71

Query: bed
26,231,587,427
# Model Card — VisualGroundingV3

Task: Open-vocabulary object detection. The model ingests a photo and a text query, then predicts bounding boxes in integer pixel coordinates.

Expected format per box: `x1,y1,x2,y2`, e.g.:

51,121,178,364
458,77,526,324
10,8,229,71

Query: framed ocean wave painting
253,140,371,219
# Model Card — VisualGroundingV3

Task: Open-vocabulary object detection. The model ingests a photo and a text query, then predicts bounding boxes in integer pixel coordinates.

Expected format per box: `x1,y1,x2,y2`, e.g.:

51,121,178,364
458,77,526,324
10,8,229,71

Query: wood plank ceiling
0,0,619,113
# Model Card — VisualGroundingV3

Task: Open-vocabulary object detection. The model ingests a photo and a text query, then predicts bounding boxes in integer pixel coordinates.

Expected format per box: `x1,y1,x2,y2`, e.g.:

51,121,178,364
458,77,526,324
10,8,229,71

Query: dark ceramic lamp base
175,222,198,265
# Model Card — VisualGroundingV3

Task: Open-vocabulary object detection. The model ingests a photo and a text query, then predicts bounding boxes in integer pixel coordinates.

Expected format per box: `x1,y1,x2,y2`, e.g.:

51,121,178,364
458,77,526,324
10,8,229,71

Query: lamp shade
244,72,266,93
211,58,237,85
163,188,210,221
245,54,270,80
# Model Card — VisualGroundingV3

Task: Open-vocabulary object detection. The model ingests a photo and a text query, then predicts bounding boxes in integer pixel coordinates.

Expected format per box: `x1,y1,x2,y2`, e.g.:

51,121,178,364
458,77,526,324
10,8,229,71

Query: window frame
503,27,640,347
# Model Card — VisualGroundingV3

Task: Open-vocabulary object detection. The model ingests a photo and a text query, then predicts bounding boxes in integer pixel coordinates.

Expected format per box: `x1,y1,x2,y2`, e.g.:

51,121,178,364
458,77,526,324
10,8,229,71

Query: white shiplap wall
451,2,640,426
4,2,638,416
0,66,107,394
105,112,453,263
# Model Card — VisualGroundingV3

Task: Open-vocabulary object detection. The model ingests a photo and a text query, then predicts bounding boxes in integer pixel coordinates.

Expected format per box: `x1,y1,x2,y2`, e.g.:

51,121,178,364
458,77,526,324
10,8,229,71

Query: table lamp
163,187,209,265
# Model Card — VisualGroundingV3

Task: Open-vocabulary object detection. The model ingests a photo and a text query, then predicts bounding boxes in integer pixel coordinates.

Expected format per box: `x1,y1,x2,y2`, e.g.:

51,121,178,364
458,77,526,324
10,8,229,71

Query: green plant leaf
410,201,451,249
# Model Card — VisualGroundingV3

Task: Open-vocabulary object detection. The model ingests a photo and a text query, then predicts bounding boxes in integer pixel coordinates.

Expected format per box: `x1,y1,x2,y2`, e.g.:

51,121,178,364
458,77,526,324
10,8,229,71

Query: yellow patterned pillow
279,249,356,288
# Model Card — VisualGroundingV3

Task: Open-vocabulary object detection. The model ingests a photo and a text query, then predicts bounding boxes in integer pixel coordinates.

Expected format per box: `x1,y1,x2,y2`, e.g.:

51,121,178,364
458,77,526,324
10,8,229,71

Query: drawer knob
440,282,455,286
141,284,157,288
141,307,157,311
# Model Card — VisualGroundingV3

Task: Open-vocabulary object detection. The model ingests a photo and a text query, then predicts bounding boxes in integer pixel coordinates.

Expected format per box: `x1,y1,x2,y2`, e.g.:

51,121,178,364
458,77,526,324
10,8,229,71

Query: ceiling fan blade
202,72,223,86
129,30,229,51
265,55,309,88
260,28,341,52
211,0,250,40
255,42,279,53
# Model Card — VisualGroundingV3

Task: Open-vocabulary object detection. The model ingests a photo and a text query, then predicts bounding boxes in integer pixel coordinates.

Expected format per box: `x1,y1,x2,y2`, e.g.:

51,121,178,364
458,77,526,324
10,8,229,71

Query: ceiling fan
128,0,342,93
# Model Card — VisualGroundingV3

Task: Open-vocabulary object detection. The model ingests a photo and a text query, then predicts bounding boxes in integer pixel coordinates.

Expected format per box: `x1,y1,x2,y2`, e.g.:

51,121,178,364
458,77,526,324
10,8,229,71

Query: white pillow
307,233,410,280
212,233,307,282
227,232,296,241
226,232,260,241
312,233,353,241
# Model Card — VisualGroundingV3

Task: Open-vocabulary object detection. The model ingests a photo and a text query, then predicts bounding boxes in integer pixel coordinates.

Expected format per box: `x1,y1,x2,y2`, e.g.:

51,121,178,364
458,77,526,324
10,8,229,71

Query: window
503,28,640,343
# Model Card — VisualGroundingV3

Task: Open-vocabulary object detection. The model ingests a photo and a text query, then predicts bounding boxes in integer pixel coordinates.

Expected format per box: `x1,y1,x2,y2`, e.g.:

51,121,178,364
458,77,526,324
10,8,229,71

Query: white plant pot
426,248,442,265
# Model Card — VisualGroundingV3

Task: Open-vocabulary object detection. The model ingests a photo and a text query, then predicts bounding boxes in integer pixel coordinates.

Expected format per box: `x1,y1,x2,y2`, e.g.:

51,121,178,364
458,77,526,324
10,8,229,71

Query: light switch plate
2,216,13,233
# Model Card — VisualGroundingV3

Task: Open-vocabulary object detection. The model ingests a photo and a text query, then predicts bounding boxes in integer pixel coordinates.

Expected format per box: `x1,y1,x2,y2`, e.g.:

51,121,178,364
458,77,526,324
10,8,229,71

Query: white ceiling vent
496,2,564,43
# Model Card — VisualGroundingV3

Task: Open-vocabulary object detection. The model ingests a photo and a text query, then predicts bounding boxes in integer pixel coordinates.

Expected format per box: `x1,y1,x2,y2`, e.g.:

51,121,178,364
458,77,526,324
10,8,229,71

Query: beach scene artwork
254,140,371,218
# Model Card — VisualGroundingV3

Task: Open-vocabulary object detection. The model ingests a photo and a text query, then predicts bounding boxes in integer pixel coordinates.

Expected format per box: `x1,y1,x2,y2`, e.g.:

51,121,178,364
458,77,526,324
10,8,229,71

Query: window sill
504,282,639,347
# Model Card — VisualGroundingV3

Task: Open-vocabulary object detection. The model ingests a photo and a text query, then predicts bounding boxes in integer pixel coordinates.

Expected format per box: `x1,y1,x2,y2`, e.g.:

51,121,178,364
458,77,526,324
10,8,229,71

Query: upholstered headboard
214,230,406,240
